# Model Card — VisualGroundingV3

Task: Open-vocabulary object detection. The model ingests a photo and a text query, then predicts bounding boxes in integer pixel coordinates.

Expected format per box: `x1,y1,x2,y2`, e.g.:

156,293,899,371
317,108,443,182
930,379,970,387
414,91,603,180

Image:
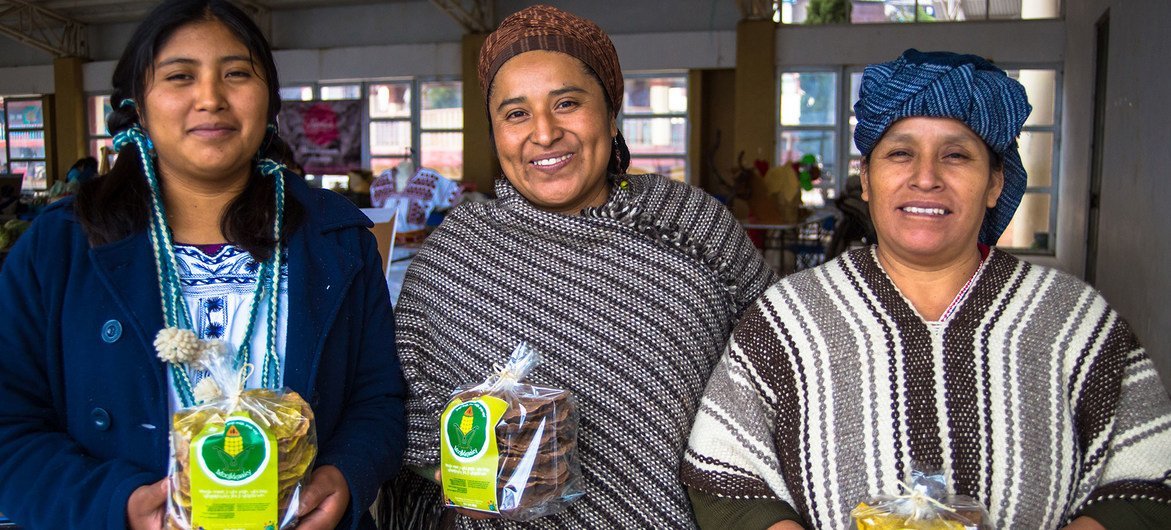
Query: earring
612,136,622,174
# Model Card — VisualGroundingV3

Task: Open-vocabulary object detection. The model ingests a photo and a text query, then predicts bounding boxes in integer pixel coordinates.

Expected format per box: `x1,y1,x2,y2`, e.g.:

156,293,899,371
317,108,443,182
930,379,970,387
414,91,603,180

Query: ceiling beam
430,0,493,33
0,0,88,57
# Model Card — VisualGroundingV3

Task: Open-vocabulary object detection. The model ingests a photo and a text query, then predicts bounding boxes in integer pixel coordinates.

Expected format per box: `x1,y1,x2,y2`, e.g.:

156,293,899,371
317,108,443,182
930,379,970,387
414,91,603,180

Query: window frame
281,78,465,183
2,96,50,190
776,67,844,199
618,71,690,183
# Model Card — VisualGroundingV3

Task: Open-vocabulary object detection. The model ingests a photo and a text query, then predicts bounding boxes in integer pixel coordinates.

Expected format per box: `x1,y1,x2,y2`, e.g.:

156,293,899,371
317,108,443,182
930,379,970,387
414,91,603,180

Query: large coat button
101,320,122,343
91,408,111,431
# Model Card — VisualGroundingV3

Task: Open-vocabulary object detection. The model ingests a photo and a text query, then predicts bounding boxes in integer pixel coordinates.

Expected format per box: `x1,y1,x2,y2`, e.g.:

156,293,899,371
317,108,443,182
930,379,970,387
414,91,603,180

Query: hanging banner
278,100,362,174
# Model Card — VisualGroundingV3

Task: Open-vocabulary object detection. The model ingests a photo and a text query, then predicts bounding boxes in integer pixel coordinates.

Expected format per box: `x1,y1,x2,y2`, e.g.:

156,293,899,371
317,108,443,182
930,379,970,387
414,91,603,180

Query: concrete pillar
733,18,777,166
460,32,499,195
52,56,87,185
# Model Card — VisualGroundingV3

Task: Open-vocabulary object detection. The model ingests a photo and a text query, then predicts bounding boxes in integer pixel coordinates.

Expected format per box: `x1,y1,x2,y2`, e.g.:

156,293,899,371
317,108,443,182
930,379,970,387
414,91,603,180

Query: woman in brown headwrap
378,4,775,529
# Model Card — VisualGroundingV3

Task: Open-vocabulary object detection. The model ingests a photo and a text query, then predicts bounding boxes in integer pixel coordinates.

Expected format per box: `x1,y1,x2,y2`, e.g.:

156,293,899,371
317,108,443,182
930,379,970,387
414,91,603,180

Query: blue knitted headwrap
853,49,1033,245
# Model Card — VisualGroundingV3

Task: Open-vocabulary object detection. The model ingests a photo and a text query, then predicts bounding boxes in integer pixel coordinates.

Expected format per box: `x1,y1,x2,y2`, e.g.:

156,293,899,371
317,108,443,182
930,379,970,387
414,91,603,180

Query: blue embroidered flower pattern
206,298,224,312
205,322,224,338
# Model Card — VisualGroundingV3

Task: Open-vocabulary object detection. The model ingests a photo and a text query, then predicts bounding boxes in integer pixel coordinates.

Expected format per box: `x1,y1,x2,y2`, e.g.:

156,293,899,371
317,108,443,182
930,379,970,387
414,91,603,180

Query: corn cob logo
224,425,244,457
197,416,271,485
445,401,489,461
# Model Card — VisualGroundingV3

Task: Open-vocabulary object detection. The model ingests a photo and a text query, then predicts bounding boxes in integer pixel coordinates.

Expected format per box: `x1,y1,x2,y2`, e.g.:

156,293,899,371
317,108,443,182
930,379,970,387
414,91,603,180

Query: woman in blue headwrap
682,50,1171,530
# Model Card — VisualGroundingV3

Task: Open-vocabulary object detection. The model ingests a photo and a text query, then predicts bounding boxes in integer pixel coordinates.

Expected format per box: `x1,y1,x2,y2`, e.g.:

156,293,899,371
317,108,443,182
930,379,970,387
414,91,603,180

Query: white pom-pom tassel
192,377,223,403
201,339,227,359
153,327,202,364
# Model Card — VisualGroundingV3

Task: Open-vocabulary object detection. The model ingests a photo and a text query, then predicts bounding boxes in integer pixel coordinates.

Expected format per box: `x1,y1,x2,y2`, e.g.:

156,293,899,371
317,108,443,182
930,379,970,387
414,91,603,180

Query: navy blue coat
0,175,405,529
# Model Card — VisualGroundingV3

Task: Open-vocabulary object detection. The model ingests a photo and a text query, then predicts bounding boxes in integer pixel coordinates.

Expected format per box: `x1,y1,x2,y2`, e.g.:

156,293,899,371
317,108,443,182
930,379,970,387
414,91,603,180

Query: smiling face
861,117,1004,266
140,19,269,191
488,50,617,215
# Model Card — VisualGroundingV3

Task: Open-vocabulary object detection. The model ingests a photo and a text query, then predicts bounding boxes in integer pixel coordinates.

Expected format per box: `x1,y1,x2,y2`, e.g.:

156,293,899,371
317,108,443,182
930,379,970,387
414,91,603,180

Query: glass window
369,83,411,119
619,74,688,182
998,67,1060,252
321,84,361,101
779,0,1061,25
280,86,313,101
419,80,463,179
420,82,462,129
276,79,466,184
780,72,836,126
87,95,116,169
3,98,49,190
778,70,839,196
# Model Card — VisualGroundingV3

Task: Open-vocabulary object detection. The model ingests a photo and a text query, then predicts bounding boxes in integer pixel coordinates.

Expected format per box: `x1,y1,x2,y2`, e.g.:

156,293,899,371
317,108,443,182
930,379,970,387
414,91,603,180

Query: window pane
371,157,409,177
780,72,837,126
7,100,44,128
319,174,350,190
90,138,115,164
623,117,687,155
421,132,463,180
370,120,411,156
12,161,47,190
779,130,837,189
997,192,1051,250
1009,69,1057,126
280,86,313,101
89,95,111,135
624,77,687,114
369,83,411,118
321,84,360,100
1019,131,1053,188
628,157,686,182
421,82,462,129
9,130,46,159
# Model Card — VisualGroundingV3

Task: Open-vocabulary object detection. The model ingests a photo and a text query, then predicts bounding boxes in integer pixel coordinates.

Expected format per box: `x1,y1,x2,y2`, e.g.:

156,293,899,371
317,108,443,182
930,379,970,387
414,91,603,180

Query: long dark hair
75,0,301,261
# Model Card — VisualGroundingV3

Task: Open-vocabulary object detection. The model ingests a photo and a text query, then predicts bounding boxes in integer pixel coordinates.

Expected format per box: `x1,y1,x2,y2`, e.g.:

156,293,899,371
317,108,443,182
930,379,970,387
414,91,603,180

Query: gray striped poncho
683,247,1171,529
395,174,776,528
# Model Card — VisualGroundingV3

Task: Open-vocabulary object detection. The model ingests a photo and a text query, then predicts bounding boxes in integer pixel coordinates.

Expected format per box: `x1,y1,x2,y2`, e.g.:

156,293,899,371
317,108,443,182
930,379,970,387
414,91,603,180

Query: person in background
0,1,405,528
682,49,1171,530
379,4,776,529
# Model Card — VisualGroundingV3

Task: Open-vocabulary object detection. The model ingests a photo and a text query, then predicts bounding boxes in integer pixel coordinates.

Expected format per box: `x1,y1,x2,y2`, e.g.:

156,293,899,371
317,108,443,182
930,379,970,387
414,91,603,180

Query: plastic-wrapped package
851,469,990,530
166,348,317,530
440,343,583,521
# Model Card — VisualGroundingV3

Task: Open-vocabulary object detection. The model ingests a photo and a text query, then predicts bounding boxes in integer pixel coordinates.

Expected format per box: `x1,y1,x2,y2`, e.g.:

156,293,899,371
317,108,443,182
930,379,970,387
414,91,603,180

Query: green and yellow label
190,413,279,530
440,395,508,513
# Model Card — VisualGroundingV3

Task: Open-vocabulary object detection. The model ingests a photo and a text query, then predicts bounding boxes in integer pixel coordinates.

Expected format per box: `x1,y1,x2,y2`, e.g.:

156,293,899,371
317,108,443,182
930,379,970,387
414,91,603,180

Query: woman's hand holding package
296,465,350,529
126,477,168,530
1062,517,1106,530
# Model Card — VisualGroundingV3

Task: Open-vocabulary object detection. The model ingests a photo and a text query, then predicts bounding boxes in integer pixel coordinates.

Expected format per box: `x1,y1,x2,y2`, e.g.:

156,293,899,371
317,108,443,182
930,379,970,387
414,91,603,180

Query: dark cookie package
439,343,584,521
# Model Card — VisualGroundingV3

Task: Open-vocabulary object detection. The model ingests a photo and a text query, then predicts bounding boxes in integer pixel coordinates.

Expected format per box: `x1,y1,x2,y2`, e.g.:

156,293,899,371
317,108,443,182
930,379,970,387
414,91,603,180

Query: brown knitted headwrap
478,4,624,114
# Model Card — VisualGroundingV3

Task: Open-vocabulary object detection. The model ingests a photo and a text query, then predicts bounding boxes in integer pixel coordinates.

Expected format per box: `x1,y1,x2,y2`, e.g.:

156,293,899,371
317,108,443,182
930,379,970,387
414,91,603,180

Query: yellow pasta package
851,469,989,530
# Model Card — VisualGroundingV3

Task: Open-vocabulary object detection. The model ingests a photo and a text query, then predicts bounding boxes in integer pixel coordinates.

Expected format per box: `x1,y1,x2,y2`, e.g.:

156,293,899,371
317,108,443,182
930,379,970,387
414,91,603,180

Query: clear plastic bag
851,468,990,530
166,347,317,530
439,343,583,521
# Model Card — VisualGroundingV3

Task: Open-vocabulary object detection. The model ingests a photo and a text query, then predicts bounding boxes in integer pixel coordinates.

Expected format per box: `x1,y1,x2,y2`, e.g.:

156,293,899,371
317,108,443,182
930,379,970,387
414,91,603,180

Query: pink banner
278,100,362,174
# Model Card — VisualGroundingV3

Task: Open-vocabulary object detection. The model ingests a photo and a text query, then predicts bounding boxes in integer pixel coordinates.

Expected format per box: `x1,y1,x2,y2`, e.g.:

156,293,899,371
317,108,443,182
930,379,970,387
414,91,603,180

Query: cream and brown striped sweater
683,247,1171,529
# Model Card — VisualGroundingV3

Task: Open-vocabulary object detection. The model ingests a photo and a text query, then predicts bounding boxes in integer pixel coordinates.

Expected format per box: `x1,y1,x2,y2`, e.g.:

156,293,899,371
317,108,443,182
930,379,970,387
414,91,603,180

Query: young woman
0,2,405,528
382,5,775,529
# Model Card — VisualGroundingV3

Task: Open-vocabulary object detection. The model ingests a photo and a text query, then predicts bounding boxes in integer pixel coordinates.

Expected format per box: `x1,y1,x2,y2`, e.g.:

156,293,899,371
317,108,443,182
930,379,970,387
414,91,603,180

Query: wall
1065,0,1171,392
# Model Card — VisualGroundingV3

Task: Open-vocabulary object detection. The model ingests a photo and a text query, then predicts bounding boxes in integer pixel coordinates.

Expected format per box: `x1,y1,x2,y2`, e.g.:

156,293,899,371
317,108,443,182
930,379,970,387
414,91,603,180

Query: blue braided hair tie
112,119,290,405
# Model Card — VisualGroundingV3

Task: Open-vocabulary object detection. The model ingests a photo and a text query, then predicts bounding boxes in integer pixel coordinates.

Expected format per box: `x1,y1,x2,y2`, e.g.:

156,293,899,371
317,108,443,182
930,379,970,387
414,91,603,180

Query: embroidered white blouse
166,244,289,412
